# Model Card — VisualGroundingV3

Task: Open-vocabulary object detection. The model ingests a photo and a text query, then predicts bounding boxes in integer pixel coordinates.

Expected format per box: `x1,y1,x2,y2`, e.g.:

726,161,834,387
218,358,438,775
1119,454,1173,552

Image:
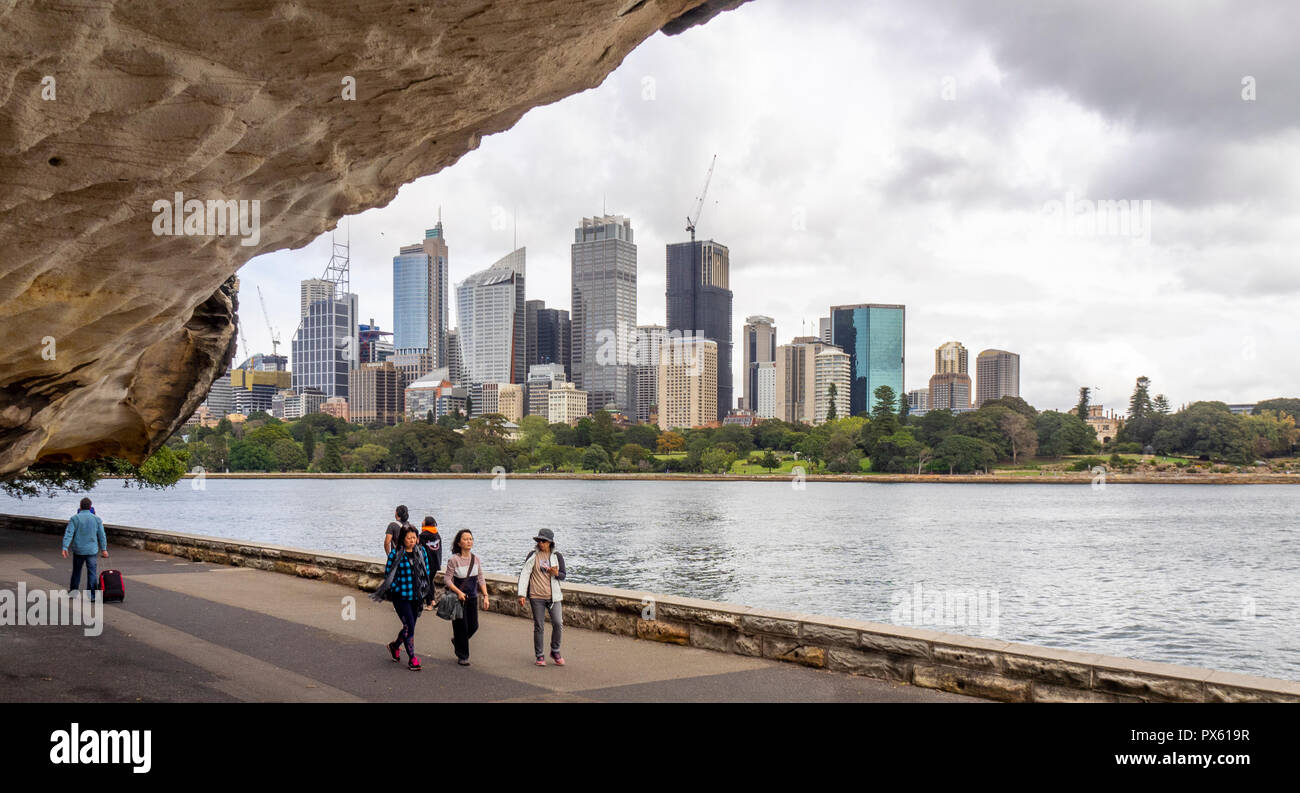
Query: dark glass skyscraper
666,239,732,420
830,303,905,416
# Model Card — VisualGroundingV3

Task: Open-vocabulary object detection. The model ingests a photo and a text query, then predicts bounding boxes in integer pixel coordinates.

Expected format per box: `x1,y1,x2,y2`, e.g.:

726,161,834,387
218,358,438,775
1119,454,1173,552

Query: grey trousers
529,598,562,657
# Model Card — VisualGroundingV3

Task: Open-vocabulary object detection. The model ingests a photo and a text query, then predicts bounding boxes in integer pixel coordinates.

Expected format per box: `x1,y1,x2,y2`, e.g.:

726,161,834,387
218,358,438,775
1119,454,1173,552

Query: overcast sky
237,0,1300,414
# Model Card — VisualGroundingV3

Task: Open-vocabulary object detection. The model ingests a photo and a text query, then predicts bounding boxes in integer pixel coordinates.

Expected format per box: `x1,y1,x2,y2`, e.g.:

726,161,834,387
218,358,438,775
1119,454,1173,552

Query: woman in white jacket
516,528,566,666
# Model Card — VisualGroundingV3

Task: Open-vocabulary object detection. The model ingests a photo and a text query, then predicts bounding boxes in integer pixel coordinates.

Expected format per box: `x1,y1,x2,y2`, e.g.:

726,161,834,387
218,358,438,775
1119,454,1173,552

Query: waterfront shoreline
134,472,1300,484
4,513,1296,701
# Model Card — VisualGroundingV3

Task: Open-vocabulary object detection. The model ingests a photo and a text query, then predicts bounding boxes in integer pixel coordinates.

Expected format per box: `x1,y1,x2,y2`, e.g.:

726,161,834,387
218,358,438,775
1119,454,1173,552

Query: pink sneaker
407,655,421,671
551,652,565,666
535,655,546,666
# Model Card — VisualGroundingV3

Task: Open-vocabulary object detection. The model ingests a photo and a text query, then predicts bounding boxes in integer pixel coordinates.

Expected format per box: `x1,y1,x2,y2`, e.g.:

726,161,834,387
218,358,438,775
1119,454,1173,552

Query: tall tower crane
685,154,717,242
256,285,281,358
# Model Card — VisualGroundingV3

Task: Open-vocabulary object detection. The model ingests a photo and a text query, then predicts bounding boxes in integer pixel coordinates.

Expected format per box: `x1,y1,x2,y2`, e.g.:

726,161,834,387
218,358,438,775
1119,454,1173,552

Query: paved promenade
0,528,979,702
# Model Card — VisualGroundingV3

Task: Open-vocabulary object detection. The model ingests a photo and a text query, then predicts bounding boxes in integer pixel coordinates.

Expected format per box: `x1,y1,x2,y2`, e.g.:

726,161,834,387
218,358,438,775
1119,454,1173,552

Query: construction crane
685,154,717,242
237,319,253,372
256,285,281,358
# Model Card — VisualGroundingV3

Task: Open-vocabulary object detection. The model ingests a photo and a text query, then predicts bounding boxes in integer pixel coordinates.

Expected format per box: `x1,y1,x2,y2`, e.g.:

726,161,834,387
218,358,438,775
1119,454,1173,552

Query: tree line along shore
5,383,1297,498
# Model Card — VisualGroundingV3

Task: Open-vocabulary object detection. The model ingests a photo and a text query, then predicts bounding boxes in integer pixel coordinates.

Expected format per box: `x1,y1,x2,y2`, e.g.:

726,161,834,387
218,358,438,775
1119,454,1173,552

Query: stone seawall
6,513,1297,703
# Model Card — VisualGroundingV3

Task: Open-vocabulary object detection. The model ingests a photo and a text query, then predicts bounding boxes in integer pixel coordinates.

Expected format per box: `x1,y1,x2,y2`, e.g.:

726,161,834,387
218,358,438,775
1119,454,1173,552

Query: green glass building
830,303,905,416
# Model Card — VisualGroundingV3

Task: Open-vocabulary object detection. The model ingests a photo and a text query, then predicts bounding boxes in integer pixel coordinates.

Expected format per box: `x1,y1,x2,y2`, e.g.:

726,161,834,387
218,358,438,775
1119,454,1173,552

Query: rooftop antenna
686,154,718,242
321,230,350,295
513,205,517,250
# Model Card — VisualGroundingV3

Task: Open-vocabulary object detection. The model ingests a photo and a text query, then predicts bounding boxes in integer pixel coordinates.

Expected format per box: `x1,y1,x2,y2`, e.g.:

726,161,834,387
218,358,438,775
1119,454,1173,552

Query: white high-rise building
634,324,667,424
742,315,776,413
456,248,526,386
755,361,776,419
547,382,589,425
814,347,850,424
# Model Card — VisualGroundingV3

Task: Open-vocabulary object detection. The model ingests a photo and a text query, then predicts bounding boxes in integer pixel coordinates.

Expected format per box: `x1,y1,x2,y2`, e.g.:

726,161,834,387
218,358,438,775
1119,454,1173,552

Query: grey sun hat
533,528,556,544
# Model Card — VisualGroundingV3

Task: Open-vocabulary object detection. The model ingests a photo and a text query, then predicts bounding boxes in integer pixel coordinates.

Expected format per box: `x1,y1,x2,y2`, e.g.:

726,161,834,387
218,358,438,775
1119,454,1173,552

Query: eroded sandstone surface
0,0,748,478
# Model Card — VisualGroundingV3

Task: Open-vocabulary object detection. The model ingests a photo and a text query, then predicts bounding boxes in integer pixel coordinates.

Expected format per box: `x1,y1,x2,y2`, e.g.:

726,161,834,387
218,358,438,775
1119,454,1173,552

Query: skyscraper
976,349,1021,407
300,279,333,319
571,215,637,413
529,301,570,379
935,341,969,375
830,304,905,415
392,220,450,371
349,361,402,426
634,324,668,424
929,372,972,411
814,347,851,424
292,290,358,399
525,300,542,371
446,329,464,386
774,336,835,425
657,337,718,431
742,315,776,412
666,239,732,420
755,361,776,420
456,247,526,385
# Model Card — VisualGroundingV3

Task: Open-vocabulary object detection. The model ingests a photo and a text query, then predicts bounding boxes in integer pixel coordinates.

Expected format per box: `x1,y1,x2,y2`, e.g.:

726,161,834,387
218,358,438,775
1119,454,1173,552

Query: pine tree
1152,394,1171,415
1128,377,1152,420
1076,387,1091,421
826,383,838,422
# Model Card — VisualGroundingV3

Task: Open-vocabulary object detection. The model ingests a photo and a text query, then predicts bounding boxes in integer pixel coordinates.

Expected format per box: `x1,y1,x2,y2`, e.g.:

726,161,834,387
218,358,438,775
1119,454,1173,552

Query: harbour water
6,478,1297,680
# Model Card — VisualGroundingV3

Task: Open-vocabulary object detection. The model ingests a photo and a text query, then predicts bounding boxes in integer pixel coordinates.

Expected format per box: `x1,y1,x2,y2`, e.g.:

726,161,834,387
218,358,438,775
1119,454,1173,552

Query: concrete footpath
0,528,979,703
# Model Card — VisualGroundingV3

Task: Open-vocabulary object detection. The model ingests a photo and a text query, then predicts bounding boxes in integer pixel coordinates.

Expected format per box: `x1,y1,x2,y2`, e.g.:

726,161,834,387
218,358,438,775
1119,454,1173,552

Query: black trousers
451,597,479,661
393,599,420,657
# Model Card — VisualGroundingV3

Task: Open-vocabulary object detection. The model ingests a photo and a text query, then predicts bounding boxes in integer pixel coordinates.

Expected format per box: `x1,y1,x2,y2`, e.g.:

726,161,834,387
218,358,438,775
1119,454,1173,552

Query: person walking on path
383,505,416,554
370,526,433,671
61,497,108,602
516,528,566,666
418,516,442,612
445,529,489,666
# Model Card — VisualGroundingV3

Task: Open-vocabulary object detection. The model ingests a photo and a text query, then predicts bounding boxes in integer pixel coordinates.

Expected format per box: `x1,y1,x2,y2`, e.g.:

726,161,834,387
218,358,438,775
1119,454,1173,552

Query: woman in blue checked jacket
370,525,433,670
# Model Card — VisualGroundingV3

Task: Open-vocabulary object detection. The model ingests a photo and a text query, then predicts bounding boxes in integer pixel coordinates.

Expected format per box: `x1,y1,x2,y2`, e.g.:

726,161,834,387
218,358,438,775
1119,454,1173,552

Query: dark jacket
370,546,433,604
418,530,442,581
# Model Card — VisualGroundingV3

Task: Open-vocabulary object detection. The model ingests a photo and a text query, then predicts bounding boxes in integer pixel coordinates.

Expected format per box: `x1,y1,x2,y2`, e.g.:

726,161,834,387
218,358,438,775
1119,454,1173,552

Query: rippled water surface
6,479,1297,680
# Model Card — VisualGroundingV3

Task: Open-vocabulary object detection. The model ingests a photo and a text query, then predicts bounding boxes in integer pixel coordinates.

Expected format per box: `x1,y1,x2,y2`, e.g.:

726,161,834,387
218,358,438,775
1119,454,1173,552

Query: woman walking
516,528,566,666
445,529,489,666
383,504,415,554
370,525,433,671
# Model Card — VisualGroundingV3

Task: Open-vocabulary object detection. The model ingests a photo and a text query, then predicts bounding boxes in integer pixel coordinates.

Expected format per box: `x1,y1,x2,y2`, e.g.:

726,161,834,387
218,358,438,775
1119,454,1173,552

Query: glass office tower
830,303,905,416
666,239,733,420
571,215,637,413
455,248,526,385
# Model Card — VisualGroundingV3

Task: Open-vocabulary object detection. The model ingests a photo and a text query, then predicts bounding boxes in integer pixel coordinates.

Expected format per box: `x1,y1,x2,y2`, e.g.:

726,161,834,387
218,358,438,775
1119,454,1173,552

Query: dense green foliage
10,378,1295,496
1114,377,1298,463
2,445,188,499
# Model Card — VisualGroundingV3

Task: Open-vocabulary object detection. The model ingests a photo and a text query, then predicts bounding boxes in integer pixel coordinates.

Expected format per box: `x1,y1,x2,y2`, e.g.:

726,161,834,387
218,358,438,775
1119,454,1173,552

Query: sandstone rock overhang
0,0,750,479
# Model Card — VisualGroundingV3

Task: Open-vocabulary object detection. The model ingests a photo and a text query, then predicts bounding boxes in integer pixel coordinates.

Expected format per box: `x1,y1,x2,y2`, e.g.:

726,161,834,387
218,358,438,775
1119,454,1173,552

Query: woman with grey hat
516,528,567,666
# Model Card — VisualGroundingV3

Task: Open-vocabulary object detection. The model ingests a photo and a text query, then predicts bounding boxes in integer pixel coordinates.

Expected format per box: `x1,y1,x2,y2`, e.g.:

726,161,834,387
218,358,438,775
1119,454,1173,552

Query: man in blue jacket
61,497,108,601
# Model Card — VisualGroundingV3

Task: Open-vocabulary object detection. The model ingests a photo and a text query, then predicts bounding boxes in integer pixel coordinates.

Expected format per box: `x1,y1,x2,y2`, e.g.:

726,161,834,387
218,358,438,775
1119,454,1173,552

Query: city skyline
234,0,1300,413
